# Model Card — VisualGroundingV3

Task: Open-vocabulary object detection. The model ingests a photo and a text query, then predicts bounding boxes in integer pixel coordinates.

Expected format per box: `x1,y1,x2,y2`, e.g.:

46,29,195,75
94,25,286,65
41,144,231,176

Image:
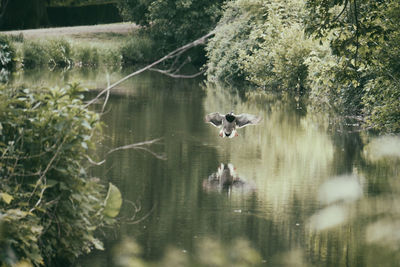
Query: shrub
0,35,16,71
206,0,316,95
304,40,363,115
74,45,100,67
120,35,157,65
362,77,400,133
0,84,121,265
99,46,123,67
46,38,73,68
117,0,224,53
22,40,50,68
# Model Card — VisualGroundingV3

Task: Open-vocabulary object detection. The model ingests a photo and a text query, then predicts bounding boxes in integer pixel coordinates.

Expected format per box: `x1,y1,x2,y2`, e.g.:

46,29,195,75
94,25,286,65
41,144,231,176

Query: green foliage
0,35,16,71
239,0,315,94
304,0,400,131
22,40,50,68
22,39,72,69
103,183,122,218
0,84,121,266
206,0,261,84
120,34,157,64
117,0,224,52
46,38,73,68
206,0,317,95
20,37,123,69
206,0,400,132
73,44,100,67
117,0,152,25
305,39,363,115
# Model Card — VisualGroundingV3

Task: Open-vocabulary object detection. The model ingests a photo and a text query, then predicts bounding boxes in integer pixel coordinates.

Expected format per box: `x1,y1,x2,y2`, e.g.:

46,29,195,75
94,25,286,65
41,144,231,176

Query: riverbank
0,22,138,39
0,22,158,70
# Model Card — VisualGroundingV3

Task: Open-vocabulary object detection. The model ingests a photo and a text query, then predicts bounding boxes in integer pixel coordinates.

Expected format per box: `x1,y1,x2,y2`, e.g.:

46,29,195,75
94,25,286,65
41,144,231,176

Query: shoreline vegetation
0,22,161,71
1,2,399,134
0,0,399,264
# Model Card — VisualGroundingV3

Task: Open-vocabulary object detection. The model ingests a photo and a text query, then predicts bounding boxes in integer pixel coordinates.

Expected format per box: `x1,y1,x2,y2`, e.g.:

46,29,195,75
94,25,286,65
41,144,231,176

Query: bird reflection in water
202,163,256,194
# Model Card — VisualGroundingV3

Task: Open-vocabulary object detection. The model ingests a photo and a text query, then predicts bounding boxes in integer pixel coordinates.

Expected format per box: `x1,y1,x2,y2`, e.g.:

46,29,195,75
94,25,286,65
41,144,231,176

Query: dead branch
86,138,166,166
124,204,156,225
105,138,163,156
149,68,205,79
84,31,215,108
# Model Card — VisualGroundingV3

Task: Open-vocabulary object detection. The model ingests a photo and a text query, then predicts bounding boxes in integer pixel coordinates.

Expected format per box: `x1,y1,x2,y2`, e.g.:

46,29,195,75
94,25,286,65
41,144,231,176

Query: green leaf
0,192,14,204
103,183,122,218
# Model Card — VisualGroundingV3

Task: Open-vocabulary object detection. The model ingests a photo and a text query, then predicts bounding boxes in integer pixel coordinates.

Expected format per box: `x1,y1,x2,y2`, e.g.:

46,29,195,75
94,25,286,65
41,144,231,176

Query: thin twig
105,138,162,156
86,138,166,166
353,0,359,69
29,137,67,212
149,68,205,79
132,147,167,160
86,155,106,166
332,0,349,23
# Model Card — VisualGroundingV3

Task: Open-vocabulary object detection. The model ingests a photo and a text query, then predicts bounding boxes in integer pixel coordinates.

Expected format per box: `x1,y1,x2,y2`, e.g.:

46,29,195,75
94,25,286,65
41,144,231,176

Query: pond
16,68,400,266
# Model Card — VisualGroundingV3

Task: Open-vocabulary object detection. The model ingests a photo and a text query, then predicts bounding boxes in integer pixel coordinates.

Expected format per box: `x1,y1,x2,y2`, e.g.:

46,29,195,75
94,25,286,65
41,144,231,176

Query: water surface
17,68,400,266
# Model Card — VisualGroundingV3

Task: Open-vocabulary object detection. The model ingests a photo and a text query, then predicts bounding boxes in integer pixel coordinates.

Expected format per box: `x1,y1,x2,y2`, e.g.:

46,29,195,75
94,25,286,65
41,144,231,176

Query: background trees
0,0,121,30
205,0,400,132
117,0,224,54
304,0,400,132
0,0,48,30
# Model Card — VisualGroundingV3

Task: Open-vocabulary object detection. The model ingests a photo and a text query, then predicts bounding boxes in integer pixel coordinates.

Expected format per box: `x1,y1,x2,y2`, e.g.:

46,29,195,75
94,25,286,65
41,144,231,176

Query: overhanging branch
84,31,215,108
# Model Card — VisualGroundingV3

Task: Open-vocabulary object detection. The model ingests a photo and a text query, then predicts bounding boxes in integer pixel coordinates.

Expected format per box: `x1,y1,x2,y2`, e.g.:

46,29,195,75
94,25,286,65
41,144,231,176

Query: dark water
17,69,400,266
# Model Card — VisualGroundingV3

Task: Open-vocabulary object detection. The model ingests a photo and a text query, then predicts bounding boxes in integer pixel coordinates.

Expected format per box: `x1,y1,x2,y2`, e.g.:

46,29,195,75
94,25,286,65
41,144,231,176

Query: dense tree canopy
117,0,224,51
205,0,400,132
304,0,400,131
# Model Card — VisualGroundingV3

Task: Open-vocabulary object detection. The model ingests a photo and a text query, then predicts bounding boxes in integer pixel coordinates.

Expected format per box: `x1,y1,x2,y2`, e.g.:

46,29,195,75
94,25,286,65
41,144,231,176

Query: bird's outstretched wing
235,113,261,128
205,112,224,127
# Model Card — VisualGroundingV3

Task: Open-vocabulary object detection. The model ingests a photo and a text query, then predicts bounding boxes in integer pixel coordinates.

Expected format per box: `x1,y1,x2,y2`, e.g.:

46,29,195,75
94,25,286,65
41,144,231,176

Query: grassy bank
1,23,160,71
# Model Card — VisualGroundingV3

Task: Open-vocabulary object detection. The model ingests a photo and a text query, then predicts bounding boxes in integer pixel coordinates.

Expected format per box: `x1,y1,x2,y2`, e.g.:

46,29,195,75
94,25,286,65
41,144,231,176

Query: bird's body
205,112,261,138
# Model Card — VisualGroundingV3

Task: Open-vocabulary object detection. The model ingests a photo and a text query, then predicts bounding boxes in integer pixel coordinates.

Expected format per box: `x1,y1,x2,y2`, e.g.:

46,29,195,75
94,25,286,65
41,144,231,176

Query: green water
17,68,400,266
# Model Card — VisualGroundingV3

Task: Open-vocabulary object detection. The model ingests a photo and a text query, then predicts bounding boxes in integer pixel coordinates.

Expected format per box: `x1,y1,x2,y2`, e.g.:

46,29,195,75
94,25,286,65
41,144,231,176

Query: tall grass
5,30,163,71
19,37,124,69
120,34,159,64
23,40,50,68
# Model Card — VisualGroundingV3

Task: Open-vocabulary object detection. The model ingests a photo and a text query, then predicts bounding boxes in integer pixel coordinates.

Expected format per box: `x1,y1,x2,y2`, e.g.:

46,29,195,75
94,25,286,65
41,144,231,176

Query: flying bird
205,112,261,138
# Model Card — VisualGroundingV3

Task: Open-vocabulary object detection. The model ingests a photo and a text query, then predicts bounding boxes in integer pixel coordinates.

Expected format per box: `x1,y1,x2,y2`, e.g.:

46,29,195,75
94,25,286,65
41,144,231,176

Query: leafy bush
0,84,121,265
22,40,50,68
74,44,100,67
46,38,73,68
117,0,224,53
21,38,122,69
205,0,258,84
120,35,157,65
206,0,317,95
304,0,400,131
207,0,399,132
0,35,16,71
99,46,123,67
363,76,400,133
305,40,363,115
